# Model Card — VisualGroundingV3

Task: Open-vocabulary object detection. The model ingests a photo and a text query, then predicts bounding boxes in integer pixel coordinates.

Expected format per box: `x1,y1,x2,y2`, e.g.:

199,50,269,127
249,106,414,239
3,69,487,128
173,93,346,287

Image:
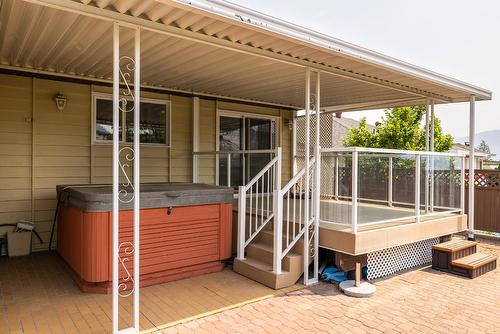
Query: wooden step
245,242,302,270
450,253,497,279
257,230,304,252
432,239,477,271
433,240,477,252
233,257,299,289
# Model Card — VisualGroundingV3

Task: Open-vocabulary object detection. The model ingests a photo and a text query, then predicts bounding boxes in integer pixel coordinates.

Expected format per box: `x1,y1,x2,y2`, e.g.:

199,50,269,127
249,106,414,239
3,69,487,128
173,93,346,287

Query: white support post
424,102,430,214
313,71,321,282
415,155,421,223
460,156,466,214
192,97,200,182
351,151,358,234
227,153,231,187
388,156,393,207
112,22,120,334
303,68,311,284
237,186,246,260
430,101,435,212
273,147,282,274
132,27,141,333
468,96,476,239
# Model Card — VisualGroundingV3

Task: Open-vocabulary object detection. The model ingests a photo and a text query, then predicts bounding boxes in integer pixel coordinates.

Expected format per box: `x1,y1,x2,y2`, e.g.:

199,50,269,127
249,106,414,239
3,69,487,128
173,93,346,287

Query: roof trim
23,0,454,103
172,0,492,100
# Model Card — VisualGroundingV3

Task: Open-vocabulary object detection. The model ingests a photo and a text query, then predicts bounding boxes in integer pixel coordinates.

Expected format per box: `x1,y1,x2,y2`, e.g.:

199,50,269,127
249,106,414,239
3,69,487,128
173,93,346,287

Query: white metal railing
237,148,281,260
319,147,466,234
273,158,316,273
192,149,277,187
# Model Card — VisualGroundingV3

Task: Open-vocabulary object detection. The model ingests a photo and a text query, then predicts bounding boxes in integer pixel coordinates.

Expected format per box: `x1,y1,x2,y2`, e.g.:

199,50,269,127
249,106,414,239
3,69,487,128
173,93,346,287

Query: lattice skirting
366,238,440,280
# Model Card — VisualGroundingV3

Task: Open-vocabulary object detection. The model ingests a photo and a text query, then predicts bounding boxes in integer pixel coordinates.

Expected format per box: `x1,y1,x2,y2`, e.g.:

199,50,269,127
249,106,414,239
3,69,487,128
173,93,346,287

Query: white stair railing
237,148,281,260
273,158,315,274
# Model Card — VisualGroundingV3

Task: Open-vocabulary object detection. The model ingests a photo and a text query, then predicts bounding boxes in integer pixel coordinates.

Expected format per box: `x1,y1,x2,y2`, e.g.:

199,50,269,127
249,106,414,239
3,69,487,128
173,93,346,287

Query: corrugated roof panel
0,0,491,109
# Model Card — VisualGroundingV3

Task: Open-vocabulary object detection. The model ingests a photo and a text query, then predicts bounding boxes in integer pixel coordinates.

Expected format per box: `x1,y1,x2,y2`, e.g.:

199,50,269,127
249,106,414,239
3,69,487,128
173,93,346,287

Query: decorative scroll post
112,22,141,334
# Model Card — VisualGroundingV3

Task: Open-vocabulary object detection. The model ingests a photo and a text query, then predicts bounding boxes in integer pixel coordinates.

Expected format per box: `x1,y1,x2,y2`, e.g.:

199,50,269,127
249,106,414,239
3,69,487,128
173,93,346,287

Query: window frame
215,109,281,186
92,92,171,147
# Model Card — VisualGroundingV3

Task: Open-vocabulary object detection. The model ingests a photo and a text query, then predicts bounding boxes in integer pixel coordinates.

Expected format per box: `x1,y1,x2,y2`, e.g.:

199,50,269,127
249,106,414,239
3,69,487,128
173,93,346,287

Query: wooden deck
0,252,300,333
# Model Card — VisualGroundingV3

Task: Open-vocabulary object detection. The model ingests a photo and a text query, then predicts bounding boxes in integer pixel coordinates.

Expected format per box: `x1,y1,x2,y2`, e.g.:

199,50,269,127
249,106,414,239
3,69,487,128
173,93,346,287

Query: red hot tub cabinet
56,183,233,293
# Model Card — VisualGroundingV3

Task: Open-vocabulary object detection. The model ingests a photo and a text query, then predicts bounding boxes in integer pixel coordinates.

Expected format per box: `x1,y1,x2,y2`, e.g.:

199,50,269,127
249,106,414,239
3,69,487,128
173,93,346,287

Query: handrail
281,157,315,193
320,146,465,157
192,148,277,186
244,156,279,191
237,147,282,261
193,149,277,155
318,147,465,233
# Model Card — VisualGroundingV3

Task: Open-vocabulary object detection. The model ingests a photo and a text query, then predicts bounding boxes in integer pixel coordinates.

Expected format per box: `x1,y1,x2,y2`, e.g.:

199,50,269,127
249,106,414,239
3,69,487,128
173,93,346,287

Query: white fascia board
173,0,492,100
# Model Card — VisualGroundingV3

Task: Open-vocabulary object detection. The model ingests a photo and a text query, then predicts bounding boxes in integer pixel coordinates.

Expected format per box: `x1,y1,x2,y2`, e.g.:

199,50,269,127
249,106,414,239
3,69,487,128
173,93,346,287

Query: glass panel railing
320,147,465,232
357,153,417,226
319,152,353,226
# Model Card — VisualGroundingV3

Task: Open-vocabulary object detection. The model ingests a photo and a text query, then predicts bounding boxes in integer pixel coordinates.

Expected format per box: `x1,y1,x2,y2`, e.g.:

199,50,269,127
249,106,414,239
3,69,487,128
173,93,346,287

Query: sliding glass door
218,113,276,187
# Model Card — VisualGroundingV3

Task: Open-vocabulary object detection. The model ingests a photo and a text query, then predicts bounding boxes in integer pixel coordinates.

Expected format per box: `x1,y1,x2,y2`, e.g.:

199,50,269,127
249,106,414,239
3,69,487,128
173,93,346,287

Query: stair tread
237,257,290,275
451,253,497,269
248,242,301,258
433,239,477,252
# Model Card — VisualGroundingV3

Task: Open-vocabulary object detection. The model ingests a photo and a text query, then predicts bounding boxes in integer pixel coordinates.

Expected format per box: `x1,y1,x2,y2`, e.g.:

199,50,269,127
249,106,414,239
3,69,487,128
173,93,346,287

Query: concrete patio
164,236,500,334
1,236,497,333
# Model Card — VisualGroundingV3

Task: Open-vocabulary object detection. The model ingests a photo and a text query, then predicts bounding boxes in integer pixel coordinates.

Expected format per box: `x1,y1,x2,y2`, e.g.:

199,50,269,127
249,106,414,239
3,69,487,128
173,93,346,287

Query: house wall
0,73,293,251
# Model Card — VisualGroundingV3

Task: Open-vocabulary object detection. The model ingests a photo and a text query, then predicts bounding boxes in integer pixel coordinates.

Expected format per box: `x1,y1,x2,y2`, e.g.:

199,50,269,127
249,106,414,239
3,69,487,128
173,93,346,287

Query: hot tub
56,183,233,293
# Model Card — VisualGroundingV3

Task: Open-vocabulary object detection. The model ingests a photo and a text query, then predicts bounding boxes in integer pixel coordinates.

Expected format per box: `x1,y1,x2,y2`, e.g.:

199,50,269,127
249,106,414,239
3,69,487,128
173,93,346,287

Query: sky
232,0,499,138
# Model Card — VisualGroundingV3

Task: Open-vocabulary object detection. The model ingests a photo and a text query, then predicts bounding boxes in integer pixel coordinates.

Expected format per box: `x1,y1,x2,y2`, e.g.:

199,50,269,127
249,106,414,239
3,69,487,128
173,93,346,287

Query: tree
478,140,491,154
343,106,453,152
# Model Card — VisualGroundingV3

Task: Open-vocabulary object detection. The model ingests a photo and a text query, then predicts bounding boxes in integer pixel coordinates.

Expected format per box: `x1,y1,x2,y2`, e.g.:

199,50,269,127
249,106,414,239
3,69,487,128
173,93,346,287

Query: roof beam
26,0,454,102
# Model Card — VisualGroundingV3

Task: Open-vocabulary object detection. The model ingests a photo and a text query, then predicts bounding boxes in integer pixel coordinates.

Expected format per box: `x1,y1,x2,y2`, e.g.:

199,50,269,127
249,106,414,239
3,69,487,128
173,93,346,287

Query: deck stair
432,239,497,279
233,230,306,289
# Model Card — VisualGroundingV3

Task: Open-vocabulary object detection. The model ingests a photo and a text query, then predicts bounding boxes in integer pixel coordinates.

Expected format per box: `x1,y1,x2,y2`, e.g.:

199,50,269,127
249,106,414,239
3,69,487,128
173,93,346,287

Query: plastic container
7,231,31,257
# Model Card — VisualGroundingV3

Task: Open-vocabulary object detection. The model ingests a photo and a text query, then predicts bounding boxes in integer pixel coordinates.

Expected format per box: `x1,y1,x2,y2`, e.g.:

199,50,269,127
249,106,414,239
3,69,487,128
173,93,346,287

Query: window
94,94,170,145
217,111,278,187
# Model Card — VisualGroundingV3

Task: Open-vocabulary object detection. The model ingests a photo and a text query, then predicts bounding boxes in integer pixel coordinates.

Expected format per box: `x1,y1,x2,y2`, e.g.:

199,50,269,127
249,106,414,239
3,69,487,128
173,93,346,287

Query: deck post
460,155,466,214
303,68,311,284
352,150,358,234
273,147,282,274
313,71,321,282
424,101,430,214
468,95,476,239
237,186,246,260
430,101,435,212
335,156,339,200
415,155,421,223
388,156,393,207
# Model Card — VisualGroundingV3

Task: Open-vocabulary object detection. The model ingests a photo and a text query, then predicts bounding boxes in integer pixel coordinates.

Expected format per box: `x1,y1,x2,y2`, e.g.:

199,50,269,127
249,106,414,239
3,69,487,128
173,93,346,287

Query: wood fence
465,169,500,233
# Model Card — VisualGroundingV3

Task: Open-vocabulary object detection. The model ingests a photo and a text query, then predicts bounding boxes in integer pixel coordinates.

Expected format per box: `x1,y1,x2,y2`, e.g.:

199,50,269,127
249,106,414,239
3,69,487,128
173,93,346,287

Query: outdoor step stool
450,253,497,279
432,240,477,271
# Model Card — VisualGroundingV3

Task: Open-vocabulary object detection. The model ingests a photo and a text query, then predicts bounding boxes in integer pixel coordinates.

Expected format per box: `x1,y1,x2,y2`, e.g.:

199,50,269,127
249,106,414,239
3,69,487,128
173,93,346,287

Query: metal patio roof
0,0,492,109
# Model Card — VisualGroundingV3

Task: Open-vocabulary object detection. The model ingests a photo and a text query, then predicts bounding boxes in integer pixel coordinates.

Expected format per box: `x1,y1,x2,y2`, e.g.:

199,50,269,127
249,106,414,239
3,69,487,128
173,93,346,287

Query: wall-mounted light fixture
54,92,67,112
288,119,293,131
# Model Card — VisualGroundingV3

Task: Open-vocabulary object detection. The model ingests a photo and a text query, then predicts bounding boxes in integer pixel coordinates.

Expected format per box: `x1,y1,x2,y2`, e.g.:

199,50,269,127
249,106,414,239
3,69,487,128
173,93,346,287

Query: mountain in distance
455,130,500,158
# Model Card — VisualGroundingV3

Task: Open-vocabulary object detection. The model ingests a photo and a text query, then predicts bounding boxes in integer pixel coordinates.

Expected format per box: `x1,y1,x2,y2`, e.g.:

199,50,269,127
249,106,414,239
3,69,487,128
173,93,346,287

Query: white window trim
91,92,172,147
